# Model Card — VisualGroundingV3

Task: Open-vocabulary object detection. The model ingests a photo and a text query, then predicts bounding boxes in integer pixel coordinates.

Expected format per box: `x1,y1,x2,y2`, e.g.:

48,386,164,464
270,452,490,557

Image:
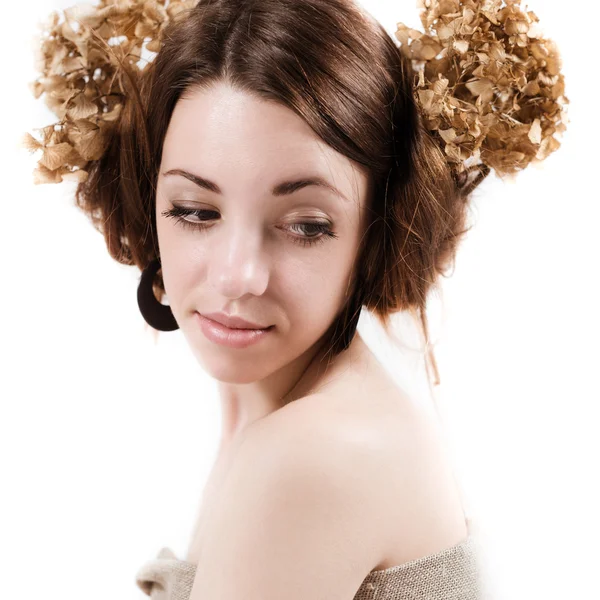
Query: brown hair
68,0,486,389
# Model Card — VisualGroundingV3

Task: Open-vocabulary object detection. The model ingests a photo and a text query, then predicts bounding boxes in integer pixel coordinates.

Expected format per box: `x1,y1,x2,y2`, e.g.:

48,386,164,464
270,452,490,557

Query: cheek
280,255,352,328
156,232,207,306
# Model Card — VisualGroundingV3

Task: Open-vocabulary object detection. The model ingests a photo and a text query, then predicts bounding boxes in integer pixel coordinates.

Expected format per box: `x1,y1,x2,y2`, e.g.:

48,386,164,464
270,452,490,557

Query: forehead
160,82,369,202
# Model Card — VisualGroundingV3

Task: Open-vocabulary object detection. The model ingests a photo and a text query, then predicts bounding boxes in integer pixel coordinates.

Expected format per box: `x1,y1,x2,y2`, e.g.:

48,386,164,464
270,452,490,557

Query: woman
150,77,473,593
26,0,567,597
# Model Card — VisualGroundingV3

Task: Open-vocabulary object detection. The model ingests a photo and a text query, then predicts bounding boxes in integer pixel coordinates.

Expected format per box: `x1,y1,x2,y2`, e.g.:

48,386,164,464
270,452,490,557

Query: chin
203,359,276,385
183,335,278,380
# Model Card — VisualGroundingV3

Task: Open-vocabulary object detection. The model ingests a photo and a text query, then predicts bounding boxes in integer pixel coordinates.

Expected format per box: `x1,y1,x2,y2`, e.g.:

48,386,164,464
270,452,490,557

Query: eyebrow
162,168,349,203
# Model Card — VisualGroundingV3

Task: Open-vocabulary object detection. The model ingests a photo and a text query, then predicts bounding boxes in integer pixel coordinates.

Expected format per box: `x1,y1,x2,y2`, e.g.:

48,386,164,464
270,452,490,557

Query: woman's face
155,82,371,384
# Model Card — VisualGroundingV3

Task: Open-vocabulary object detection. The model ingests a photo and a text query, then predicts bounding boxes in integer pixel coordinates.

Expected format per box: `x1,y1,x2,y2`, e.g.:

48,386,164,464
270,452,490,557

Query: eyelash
161,206,339,248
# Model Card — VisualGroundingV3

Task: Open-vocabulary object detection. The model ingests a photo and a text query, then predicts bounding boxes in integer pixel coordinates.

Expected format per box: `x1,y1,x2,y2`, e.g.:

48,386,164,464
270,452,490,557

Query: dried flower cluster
23,0,569,186
22,0,196,184
395,0,569,181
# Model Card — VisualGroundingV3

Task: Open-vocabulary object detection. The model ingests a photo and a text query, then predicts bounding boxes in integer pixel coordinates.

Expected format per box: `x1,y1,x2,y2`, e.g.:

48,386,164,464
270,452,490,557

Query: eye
285,222,338,247
161,206,218,229
161,206,339,248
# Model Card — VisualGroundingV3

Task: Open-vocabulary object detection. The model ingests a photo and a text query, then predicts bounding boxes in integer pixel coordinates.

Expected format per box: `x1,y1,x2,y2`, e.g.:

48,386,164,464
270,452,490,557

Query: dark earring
137,257,179,331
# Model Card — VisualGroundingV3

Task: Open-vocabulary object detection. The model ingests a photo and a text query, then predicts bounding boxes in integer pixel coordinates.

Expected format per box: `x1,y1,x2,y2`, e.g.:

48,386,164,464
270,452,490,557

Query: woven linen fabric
135,547,197,600
135,534,483,600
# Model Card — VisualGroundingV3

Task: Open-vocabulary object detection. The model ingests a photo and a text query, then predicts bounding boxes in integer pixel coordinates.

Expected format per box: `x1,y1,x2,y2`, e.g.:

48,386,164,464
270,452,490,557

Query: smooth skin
154,81,469,600
155,81,373,453
184,392,469,600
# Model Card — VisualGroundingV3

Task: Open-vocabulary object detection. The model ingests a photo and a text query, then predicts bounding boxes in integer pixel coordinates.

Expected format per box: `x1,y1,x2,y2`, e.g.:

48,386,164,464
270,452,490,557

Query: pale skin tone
155,81,375,457
152,81,470,596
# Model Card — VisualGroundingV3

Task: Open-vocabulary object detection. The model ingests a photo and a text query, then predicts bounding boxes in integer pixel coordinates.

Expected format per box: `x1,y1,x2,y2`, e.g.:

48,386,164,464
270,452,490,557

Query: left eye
161,206,338,248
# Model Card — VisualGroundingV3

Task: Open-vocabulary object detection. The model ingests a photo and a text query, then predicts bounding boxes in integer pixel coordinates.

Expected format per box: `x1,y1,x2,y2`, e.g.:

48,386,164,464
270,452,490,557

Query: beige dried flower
396,0,570,184
23,0,568,188
22,0,197,184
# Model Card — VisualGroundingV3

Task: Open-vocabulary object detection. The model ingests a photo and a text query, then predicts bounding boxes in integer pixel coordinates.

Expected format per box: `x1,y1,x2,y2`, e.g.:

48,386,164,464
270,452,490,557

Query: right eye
161,207,218,231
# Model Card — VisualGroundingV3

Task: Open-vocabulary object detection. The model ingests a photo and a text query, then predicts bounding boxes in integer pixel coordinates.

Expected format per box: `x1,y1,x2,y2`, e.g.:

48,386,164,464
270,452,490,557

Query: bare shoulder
187,389,394,599
253,370,470,570
185,348,469,598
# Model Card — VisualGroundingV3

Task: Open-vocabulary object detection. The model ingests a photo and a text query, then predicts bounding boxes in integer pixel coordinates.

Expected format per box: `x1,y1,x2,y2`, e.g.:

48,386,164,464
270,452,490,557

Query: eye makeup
160,205,339,248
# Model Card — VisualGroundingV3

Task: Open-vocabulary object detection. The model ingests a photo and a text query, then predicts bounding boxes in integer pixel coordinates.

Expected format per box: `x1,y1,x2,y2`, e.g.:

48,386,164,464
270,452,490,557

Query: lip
196,313,274,349
201,311,271,330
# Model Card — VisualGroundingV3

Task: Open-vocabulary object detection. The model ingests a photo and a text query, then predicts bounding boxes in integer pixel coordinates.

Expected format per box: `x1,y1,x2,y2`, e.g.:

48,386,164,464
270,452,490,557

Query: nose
208,221,270,299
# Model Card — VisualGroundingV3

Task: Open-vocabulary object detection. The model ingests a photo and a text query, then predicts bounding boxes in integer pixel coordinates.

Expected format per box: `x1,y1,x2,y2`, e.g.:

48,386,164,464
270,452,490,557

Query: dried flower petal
25,0,197,184
39,142,76,171
396,0,570,183
21,132,44,153
60,168,89,183
33,164,63,185
528,117,542,145
66,92,99,120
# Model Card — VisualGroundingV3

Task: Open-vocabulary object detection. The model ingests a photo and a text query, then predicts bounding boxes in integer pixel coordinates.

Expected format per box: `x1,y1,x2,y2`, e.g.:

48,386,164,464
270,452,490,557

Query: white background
1,1,598,598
